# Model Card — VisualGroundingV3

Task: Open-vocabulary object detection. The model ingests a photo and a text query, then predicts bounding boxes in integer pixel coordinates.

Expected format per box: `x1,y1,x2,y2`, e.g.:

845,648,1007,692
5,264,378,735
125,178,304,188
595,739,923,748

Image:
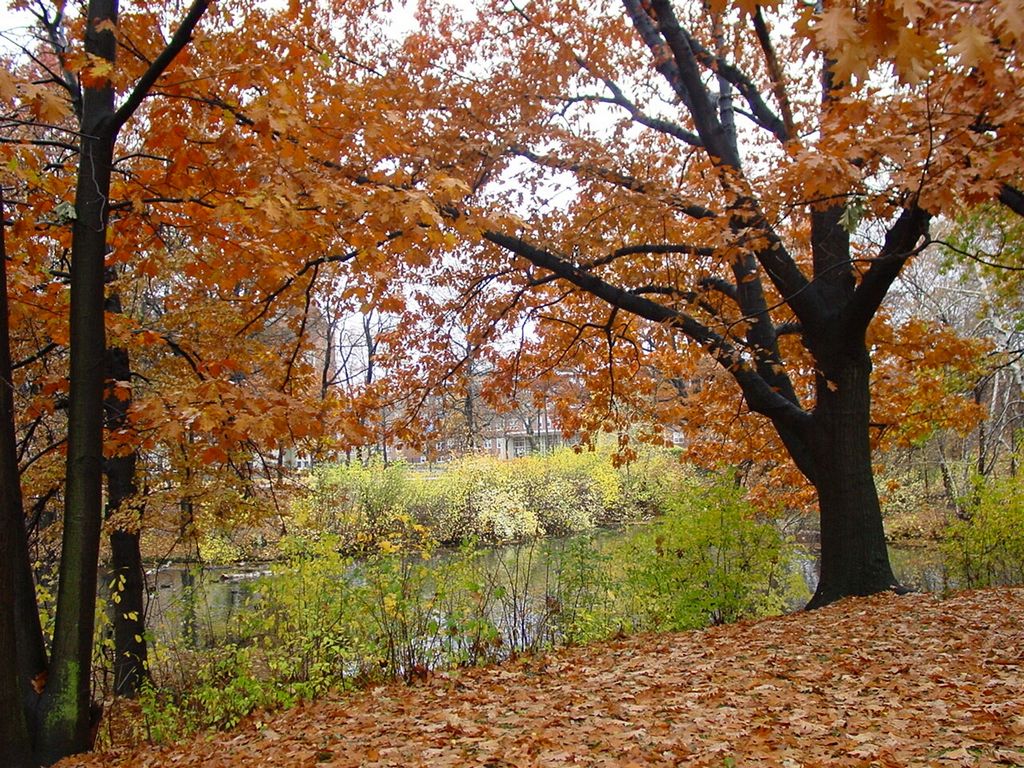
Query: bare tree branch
681,22,789,142
509,144,717,219
845,205,931,336
646,0,740,168
752,8,795,139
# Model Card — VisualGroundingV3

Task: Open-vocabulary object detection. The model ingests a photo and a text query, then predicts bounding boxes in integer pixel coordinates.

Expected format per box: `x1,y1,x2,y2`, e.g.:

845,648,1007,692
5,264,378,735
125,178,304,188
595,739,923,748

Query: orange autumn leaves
0,0,465,525
0,0,1015,520
806,0,1023,84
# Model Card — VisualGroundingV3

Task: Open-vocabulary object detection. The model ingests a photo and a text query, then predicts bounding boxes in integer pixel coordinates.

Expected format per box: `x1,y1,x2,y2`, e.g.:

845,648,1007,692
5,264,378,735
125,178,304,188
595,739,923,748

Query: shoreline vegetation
72,448,1024,753
59,587,1024,767
106,452,805,746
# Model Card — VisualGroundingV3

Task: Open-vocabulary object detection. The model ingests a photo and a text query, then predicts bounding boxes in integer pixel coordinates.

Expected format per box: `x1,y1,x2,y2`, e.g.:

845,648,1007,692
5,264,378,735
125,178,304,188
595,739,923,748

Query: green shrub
546,536,618,645
617,477,802,631
190,644,295,729
249,535,371,693
139,682,193,744
472,484,538,541
422,544,503,668
944,472,1024,588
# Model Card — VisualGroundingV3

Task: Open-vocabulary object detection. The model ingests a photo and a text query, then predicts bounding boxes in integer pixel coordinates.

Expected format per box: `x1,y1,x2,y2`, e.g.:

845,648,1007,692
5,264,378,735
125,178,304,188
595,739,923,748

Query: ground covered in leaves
60,587,1023,767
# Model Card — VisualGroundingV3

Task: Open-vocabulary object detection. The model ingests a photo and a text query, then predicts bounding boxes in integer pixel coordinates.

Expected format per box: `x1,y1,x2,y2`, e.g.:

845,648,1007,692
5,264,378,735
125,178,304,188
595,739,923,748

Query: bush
248,535,371,694
411,454,505,544
293,460,418,551
944,472,1024,588
294,447,683,550
616,478,803,630
546,536,618,645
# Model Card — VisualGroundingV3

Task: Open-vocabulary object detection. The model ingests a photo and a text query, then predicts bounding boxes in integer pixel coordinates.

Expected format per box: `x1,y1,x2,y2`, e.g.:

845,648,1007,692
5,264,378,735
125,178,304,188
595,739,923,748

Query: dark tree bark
103,290,149,696
108,528,148,695
0,527,33,768
0,188,37,768
35,1,119,758
1000,183,1024,218
804,336,900,608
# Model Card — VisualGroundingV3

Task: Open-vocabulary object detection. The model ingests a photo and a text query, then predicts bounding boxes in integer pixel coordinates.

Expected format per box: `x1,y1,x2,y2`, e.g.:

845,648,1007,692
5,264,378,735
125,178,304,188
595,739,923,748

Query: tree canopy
0,0,1021,762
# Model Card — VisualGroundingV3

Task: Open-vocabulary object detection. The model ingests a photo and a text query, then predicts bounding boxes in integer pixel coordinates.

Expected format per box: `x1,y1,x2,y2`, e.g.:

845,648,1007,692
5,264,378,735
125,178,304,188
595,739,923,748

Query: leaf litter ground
60,587,1024,767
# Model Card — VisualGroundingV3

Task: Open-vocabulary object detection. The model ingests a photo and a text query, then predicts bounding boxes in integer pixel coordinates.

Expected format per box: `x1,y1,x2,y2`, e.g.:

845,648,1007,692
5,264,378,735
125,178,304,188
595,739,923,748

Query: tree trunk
0,537,33,768
0,189,36,768
806,344,900,609
109,528,148,695
105,393,149,698
36,0,117,759
105,291,149,697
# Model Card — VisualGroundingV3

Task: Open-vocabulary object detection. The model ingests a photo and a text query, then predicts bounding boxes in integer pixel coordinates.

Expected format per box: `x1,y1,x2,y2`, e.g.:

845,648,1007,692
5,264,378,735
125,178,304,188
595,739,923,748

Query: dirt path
59,588,1024,767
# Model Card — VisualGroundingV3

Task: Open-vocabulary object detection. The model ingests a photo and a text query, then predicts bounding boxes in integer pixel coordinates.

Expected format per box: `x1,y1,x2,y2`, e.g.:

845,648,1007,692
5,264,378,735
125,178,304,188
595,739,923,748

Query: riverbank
58,587,1024,767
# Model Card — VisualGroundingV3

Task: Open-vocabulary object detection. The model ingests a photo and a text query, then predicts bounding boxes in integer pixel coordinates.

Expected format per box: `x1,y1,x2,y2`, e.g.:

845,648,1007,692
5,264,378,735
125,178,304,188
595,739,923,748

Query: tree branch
620,0,700,114
12,342,61,371
509,144,717,219
752,8,795,140
29,1,82,116
526,243,712,289
593,72,702,147
0,137,78,152
646,0,740,168
483,228,811,428
612,243,715,259
137,330,204,380
999,183,1024,218
681,23,789,143
238,247,361,337
109,0,211,136
844,206,931,337
735,200,821,326
282,262,318,391
699,275,738,302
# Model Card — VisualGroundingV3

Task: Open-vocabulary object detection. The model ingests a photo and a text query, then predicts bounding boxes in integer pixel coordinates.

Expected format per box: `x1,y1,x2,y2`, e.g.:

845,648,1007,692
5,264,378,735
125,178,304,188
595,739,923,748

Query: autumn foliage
1,0,1022,762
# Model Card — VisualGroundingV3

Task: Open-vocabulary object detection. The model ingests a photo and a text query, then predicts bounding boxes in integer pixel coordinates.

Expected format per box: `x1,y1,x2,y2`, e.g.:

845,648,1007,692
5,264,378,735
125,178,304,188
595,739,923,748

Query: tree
104,273,148,697
869,206,1024,515
0,186,36,768
37,0,213,756
2,0,469,757
389,0,1023,606
1,0,211,759
939,205,1024,477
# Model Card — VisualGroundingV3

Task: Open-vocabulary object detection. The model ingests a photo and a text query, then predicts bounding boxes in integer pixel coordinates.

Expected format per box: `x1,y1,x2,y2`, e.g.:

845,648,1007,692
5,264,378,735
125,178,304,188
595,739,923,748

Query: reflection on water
140,538,960,649
890,546,952,593
144,565,269,649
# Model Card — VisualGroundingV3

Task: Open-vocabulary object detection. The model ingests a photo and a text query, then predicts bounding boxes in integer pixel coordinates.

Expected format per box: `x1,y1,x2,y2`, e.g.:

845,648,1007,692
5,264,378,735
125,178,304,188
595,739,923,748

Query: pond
139,535,957,652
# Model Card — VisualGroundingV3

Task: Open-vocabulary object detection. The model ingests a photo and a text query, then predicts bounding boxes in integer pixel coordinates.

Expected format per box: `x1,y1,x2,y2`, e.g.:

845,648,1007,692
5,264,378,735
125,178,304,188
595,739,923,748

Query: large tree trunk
36,0,117,760
0,190,36,768
806,341,900,609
